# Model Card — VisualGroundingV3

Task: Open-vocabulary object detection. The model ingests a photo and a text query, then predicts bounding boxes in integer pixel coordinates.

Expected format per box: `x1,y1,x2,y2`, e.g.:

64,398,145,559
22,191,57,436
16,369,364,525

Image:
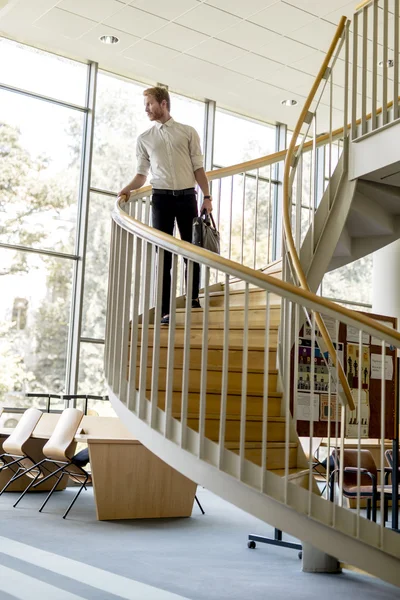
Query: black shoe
191,299,201,309
161,314,170,325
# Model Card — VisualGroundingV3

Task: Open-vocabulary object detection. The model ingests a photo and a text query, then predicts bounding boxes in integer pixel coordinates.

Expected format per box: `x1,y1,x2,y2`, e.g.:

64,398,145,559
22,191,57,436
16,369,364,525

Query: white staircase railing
106,197,400,585
353,0,400,139
104,6,400,587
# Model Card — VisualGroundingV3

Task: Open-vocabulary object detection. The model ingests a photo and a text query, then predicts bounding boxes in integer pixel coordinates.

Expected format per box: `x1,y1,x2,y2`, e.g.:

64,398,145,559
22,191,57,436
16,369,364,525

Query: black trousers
152,192,200,316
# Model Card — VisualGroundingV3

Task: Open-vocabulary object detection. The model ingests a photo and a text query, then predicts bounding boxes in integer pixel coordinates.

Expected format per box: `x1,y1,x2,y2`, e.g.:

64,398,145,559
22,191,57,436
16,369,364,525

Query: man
119,86,212,325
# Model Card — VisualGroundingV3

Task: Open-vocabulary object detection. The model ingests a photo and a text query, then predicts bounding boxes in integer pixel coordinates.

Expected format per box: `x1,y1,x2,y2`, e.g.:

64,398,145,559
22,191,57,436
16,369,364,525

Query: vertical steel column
203,99,216,173
272,124,286,261
393,0,399,121
66,61,98,398
150,248,164,428
351,12,359,140
371,1,378,131
361,7,368,135
199,266,210,459
382,0,389,125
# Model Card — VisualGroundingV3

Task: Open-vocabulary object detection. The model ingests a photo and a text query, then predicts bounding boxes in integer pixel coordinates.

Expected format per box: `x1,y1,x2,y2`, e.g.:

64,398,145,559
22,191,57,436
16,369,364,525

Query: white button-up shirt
136,117,204,190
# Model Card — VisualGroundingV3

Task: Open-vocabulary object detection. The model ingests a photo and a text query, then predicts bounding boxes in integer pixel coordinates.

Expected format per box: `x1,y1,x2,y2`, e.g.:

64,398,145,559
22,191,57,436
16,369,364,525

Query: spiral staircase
105,1,400,588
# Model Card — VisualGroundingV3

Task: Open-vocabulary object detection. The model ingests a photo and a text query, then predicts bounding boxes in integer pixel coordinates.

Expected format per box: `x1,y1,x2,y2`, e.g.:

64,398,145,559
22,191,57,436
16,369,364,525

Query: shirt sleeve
188,127,204,172
136,137,150,177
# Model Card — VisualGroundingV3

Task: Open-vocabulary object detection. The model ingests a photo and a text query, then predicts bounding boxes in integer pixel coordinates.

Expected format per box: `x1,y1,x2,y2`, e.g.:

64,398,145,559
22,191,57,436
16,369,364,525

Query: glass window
0,248,74,403
78,343,116,416
0,88,84,254
81,192,113,339
91,72,150,193
92,75,206,194
169,92,205,149
214,109,276,167
322,255,373,306
0,37,88,105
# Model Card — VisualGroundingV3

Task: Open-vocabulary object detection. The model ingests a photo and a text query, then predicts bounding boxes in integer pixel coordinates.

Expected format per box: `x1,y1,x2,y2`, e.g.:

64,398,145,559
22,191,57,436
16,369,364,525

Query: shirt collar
155,117,174,130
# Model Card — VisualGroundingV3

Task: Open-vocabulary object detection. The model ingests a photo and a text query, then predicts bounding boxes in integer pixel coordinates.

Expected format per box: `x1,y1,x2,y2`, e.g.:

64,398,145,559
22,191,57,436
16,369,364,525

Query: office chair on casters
14,407,85,519
0,408,44,496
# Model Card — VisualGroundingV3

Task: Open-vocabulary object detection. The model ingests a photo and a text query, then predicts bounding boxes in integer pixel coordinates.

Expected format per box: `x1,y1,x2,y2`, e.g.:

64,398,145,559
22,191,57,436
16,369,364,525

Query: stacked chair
0,407,43,495
0,407,89,519
15,407,86,519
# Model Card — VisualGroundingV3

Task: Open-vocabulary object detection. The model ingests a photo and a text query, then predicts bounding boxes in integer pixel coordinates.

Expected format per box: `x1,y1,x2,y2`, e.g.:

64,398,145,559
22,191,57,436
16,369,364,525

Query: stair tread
137,324,279,331
152,364,278,375
271,467,309,479
225,441,297,449
184,413,285,422
175,306,280,313
144,389,282,399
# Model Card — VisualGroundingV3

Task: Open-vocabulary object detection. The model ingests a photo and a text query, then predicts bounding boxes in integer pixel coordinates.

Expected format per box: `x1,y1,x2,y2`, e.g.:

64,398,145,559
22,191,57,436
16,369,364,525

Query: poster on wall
346,326,369,345
345,390,370,438
370,354,394,380
296,392,320,422
320,394,338,422
297,338,343,394
346,344,370,390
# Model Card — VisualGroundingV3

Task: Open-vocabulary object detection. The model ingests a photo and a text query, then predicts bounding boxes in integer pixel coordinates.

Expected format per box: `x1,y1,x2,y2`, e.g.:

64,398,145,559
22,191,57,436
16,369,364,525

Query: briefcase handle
201,209,217,230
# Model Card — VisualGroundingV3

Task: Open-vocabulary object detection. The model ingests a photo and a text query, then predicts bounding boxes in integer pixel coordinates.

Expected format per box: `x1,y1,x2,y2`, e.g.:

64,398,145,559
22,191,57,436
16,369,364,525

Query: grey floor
0,485,399,600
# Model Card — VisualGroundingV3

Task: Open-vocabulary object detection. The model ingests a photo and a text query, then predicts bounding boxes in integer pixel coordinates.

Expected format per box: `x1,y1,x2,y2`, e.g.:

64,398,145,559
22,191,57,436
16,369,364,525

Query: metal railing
106,193,400,582
353,0,400,138
103,11,400,585
0,393,109,417
282,17,355,413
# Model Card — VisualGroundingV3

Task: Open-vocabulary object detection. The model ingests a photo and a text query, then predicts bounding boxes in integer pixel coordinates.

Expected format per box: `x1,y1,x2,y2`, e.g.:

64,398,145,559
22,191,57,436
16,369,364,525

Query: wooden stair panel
129,276,312,480
204,288,281,308
134,325,278,349
154,391,282,418
184,415,286,443
139,345,277,372
225,442,297,469
136,366,278,396
175,306,281,327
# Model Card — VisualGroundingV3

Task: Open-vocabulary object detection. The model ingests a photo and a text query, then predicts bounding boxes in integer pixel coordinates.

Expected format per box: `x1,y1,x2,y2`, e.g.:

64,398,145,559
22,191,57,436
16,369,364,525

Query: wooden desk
0,417,197,521
86,437,197,521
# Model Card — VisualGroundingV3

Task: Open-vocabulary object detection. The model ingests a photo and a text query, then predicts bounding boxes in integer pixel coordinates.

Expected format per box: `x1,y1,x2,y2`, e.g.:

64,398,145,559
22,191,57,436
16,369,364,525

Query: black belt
152,188,195,196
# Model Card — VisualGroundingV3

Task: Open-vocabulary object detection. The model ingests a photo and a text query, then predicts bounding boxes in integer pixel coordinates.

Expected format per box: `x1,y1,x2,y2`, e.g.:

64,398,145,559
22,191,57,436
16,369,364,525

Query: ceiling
0,0,374,129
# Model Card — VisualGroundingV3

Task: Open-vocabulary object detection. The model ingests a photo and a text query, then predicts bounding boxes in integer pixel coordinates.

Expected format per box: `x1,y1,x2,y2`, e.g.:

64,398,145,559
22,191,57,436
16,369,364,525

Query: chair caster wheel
248,541,256,549
298,551,302,560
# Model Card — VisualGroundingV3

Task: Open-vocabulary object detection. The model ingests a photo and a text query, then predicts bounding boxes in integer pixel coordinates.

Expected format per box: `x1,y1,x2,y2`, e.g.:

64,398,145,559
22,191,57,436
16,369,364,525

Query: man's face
144,95,166,121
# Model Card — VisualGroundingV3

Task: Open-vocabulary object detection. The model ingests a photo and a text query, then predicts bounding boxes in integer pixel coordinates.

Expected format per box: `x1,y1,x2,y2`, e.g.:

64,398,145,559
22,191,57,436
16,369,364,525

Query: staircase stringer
300,174,358,293
329,216,400,271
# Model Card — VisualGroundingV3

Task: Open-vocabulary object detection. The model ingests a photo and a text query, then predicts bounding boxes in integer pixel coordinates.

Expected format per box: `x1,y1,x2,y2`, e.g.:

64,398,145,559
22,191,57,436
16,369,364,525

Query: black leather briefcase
192,210,220,254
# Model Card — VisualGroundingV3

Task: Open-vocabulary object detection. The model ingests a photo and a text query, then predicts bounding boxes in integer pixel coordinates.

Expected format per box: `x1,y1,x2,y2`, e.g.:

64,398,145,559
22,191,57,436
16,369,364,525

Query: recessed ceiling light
281,99,298,106
379,59,394,67
100,35,119,45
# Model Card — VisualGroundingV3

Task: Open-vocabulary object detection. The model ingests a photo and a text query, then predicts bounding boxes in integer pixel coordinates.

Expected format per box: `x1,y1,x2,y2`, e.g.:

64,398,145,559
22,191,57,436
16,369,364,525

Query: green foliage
323,255,372,306
0,122,68,252
0,121,75,401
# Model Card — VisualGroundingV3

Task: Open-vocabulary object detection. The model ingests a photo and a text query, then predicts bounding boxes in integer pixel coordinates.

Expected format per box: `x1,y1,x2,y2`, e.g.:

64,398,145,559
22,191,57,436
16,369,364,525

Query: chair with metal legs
14,407,84,518
329,448,396,523
0,408,44,496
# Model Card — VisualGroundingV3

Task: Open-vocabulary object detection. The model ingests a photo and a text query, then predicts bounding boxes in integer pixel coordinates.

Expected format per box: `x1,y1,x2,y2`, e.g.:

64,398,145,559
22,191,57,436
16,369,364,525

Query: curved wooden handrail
114,197,400,349
355,0,373,12
123,94,399,205
282,16,357,411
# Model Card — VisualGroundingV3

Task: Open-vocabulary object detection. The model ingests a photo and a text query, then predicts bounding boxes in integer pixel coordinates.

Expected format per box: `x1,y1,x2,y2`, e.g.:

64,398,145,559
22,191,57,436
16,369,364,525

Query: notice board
291,312,397,440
